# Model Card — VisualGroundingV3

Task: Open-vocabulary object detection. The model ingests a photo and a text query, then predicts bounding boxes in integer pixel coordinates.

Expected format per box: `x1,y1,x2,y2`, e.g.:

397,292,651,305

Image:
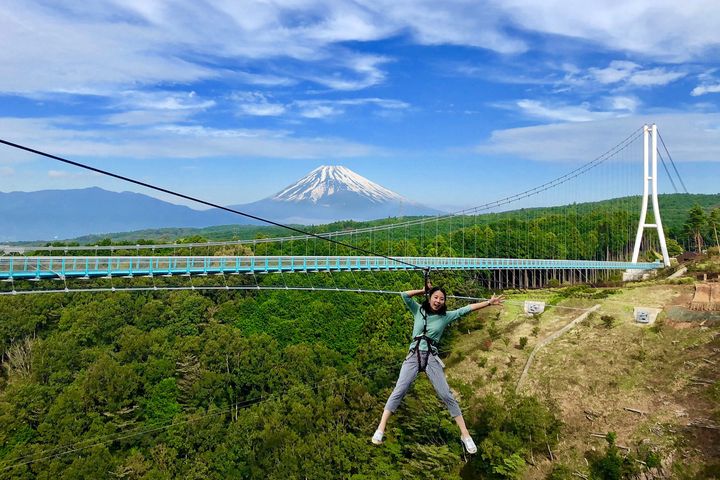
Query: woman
372,281,503,454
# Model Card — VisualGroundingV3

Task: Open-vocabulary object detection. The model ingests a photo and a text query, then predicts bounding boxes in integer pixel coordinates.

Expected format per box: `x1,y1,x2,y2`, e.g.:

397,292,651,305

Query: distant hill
490,193,720,237
0,187,240,242
0,166,442,242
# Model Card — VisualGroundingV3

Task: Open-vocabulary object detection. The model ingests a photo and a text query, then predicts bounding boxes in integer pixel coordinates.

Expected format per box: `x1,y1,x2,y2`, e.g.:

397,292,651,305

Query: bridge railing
0,255,662,280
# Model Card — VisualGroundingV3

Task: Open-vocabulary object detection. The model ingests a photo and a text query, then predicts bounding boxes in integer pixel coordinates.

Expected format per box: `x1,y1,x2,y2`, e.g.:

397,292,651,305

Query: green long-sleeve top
402,292,472,352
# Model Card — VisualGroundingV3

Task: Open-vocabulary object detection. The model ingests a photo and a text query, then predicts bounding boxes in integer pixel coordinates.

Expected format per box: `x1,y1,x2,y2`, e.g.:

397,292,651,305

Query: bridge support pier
631,124,671,267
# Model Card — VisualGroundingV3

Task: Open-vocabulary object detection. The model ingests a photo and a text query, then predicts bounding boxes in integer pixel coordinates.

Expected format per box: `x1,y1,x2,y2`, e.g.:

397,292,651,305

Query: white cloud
0,167,15,176
368,0,527,53
104,90,216,126
230,94,410,119
692,84,720,96
117,91,215,111
231,92,286,117
0,116,379,160
494,0,720,61
608,96,640,112
513,98,636,123
298,105,341,119
240,103,287,116
477,113,720,163
105,110,202,127
691,70,720,96
628,68,686,86
515,100,609,122
307,54,390,91
1,0,716,98
587,61,685,88
589,61,640,84
294,97,410,118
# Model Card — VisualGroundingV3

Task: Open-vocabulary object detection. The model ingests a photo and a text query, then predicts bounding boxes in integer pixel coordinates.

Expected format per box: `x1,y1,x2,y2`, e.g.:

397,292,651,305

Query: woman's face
429,290,446,312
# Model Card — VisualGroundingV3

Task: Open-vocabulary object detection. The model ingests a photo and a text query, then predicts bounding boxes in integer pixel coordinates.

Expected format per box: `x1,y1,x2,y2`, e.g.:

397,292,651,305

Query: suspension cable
657,130,688,194
657,149,679,193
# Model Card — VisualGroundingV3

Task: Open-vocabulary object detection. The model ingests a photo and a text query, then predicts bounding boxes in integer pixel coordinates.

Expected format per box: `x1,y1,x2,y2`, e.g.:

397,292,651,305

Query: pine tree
683,204,708,252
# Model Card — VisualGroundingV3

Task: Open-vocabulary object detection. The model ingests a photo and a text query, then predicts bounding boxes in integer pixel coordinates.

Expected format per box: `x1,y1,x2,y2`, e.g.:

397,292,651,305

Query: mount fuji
232,165,442,224
0,166,442,241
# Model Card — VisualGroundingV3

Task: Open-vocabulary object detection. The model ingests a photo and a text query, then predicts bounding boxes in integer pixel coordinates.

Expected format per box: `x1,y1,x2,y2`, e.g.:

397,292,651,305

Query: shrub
588,432,640,480
631,348,647,362
464,392,562,480
601,315,616,329
546,464,574,479
487,321,501,340
650,318,665,334
518,337,528,350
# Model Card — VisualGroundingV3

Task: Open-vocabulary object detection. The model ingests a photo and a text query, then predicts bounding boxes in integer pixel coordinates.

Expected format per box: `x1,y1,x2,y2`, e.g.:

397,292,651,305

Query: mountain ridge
0,166,441,241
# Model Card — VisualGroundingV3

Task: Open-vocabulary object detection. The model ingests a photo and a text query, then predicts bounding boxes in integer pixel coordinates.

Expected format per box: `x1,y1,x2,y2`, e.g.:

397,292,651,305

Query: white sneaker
461,436,477,454
371,430,384,445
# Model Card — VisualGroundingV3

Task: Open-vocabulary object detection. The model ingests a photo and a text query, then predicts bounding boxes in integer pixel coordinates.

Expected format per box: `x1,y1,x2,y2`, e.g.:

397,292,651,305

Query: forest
1,194,719,479
27,193,719,262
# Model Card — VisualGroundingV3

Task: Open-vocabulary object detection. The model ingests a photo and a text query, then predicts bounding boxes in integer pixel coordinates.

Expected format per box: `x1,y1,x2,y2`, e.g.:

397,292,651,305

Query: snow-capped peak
271,165,406,204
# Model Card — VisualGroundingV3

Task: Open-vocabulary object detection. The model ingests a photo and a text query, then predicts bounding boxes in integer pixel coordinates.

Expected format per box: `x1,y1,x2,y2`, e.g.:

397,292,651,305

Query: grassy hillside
440,271,720,478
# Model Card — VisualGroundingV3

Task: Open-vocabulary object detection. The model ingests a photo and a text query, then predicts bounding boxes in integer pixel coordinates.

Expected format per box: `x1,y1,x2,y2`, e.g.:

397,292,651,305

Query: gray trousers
384,352,462,418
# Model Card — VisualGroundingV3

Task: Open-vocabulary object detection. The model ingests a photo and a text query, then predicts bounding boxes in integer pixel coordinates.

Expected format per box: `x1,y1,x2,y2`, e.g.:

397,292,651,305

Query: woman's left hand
488,294,504,306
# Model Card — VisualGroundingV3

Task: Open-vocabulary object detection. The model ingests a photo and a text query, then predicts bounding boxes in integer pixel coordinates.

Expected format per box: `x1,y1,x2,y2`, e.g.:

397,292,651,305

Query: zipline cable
0,283,663,311
0,138,423,271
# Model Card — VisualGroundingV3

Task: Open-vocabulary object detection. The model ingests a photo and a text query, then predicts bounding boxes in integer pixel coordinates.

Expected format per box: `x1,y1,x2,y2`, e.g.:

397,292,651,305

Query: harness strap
412,334,438,372
414,268,434,372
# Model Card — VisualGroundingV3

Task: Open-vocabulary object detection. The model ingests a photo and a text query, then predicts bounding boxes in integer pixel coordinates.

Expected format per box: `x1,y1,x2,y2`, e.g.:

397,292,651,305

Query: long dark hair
421,286,447,315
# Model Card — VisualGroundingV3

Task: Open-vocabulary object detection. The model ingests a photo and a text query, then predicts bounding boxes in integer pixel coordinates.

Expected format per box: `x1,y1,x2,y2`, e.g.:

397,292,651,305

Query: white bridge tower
631,124,671,267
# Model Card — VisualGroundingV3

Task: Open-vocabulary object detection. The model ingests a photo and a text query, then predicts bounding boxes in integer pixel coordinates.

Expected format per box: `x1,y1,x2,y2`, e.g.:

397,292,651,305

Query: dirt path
516,304,600,392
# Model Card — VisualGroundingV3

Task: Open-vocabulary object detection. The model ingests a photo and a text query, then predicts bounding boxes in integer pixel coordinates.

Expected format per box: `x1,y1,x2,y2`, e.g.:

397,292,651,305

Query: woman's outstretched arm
467,294,504,311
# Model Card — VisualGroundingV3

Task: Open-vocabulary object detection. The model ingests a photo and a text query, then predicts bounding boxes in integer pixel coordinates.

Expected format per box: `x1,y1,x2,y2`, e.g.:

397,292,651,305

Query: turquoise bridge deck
0,256,662,280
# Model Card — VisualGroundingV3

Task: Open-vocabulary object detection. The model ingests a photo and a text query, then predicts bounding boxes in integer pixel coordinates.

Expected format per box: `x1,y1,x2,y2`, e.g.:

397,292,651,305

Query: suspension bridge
0,124,683,293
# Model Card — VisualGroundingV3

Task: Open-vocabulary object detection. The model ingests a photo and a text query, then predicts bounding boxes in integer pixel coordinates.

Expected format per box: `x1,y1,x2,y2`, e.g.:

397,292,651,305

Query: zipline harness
411,268,437,373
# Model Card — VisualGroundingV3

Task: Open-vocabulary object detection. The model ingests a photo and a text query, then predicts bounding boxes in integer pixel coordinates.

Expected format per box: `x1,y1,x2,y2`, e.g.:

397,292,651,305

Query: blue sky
1,0,719,212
